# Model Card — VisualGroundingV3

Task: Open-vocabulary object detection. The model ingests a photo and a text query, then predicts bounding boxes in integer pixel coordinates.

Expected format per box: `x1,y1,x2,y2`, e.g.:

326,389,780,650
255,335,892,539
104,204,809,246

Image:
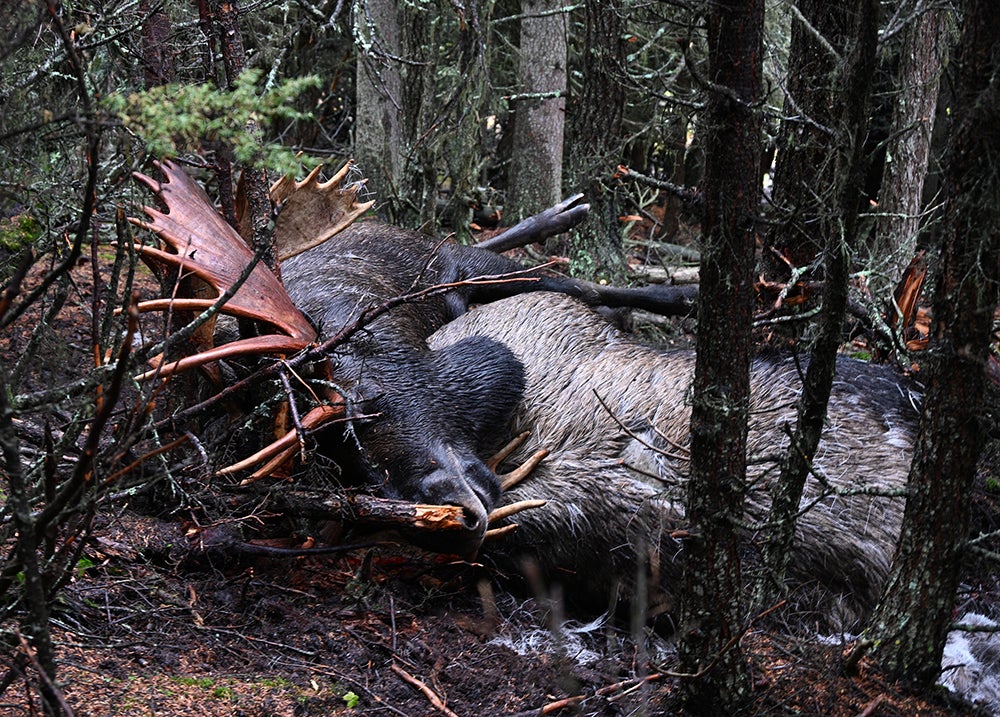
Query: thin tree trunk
2,383,58,715
563,0,626,279
676,1,763,712
508,0,567,221
763,0,870,281
872,3,949,295
210,0,276,273
140,0,174,88
354,0,404,215
862,0,1000,684
440,0,494,238
757,0,878,608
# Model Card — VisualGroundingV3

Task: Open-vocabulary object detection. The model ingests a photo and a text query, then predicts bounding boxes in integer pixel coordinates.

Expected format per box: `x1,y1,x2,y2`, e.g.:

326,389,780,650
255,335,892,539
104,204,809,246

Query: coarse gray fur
429,292,921,631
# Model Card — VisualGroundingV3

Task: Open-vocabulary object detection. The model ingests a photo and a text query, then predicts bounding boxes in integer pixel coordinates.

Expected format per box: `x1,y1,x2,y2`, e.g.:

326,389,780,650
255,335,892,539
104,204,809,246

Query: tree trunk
757,0,878,609
676,0,763,712
396,2,439,228
871,3,949,296
2,383,59,715
507,0,568,222
354,0,493,236
439,0,494,238
762,0,872,281
210,0,276,272
139,0,174,88
563,0,626,280
865,0,1000,685
354,0,405,215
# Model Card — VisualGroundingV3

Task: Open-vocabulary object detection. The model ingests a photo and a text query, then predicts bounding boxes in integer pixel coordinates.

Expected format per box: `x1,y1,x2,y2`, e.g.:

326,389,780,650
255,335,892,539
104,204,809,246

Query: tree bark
757,0,878,609
139,0,174,88
865,0,1000,685
507,0,568,222
1,382,58,715
871,3,949,295
763,0,872,281
354,0,405,213
563,0,627,280
676,1,763,712
210,0,276,273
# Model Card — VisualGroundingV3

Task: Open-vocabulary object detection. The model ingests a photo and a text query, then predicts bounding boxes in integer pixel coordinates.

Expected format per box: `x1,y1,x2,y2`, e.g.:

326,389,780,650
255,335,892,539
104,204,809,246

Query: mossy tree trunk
354,0,496,237
354,0,405,215
865,0,1000,684
676,0,763,712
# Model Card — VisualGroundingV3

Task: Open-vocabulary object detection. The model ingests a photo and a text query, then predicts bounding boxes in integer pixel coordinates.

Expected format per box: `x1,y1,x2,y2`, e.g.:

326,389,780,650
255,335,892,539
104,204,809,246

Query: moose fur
429,292,920,630
280,221,693,551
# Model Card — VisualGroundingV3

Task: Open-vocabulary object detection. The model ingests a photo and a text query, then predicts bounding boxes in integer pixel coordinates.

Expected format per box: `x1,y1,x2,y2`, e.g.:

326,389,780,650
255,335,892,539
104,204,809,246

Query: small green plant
74,556,96,578
0,213,41,252
986,476,1000,493
343,691,360,709
211,686,234,699
258,677,291,688
172,676,214,688
104,69,321,175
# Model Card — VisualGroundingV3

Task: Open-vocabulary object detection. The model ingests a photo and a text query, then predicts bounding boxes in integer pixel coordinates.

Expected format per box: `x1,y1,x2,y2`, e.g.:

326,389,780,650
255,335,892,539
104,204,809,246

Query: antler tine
134,333,313,382
484,499,548,540
270,163,324,204
129,160,367,478
216,404,344,482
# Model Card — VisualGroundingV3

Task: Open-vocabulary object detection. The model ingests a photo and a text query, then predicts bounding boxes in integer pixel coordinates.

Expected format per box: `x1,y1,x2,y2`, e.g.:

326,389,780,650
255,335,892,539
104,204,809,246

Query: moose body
279,218,699,551
429,292,919,629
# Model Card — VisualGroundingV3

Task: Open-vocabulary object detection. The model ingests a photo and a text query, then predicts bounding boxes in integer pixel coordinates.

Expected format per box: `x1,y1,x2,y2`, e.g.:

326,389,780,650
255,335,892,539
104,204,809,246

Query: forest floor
1,232,996,716
33,516,983,717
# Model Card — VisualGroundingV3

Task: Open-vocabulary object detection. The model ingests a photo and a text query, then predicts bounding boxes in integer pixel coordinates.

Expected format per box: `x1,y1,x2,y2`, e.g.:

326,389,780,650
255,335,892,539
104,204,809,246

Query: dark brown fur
281,223,532,549
280,221,698,550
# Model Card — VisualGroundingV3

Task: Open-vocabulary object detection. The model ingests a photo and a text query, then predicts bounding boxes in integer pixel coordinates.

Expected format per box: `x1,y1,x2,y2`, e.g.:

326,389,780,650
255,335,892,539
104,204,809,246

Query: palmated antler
269,162,373,261
131,160,372,478
131,159,318,380
131,159,375,381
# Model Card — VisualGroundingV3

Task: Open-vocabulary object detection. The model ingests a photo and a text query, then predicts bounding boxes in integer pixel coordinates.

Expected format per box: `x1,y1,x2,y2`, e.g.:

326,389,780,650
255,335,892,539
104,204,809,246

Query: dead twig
391,663,461,717
509,673,667,716
855,693,885,717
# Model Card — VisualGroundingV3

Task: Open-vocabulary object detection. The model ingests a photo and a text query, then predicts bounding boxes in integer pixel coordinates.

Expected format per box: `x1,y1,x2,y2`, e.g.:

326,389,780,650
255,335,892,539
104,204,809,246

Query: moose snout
414,451,502,555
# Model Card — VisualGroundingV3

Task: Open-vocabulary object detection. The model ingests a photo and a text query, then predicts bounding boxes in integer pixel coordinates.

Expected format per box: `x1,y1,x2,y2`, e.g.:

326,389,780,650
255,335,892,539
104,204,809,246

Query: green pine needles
105,70,321,173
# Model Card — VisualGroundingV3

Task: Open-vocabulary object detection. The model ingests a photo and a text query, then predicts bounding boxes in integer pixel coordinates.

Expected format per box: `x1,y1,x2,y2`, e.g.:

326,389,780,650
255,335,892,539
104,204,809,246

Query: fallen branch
855,694,885,717
391,663,460,717
508,673,667,717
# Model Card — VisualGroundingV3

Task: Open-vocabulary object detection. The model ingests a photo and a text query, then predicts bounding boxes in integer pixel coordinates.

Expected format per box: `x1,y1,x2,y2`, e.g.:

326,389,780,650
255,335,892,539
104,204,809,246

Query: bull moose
134,161,921,631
